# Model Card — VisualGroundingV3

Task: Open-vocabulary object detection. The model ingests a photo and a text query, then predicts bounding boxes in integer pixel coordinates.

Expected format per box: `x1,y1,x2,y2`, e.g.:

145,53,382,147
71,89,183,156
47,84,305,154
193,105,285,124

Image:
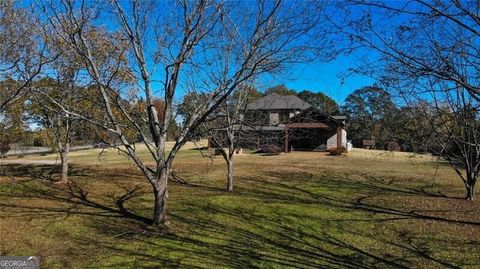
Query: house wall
244,109,299,126
326,133,337,149
269,113,280,125
326,128,347,149
341,129,347,147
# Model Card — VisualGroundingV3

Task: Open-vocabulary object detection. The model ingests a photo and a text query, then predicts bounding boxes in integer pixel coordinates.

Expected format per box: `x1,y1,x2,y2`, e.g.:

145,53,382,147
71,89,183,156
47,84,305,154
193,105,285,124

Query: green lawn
1,143,479,268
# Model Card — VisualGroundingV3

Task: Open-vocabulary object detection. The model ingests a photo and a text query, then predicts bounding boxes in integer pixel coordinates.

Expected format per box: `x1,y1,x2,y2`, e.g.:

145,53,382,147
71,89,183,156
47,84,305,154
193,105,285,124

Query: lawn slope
1,146,479,268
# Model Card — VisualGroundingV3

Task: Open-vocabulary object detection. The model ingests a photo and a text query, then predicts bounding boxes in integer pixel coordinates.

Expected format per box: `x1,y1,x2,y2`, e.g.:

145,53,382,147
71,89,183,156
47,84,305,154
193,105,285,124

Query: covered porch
284,122,345,153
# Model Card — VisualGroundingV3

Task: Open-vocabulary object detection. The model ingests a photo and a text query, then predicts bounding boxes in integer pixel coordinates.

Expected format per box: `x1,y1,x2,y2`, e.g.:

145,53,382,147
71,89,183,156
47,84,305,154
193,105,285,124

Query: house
212,93,347,153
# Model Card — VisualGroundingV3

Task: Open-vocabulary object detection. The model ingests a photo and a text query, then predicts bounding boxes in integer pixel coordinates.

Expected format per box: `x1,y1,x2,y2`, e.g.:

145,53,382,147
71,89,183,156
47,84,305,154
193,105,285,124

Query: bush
329,147,347,156
33,137,45,147
0,143,11,156
256,144,283,154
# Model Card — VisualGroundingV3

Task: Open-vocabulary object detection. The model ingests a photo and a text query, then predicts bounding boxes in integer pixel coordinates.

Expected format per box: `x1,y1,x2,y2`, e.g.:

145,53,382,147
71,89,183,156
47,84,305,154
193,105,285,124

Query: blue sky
270,55,375,106
105,1,376,106
255,48,377,106
27,0,377,106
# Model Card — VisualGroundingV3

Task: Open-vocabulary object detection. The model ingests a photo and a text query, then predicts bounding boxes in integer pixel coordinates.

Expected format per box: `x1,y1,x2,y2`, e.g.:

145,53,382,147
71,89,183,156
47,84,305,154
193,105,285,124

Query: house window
269,113,279,125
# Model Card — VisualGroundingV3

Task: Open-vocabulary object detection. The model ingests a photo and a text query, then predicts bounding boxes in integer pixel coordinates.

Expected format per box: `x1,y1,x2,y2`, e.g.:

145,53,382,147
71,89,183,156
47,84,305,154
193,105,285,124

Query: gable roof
246,93,312,110
331,115,347,121
286,107,345,127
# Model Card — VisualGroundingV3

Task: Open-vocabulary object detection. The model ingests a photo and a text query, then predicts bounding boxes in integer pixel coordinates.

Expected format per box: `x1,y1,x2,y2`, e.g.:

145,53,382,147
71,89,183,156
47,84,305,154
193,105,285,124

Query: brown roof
285,122,329,129
246,93,312,110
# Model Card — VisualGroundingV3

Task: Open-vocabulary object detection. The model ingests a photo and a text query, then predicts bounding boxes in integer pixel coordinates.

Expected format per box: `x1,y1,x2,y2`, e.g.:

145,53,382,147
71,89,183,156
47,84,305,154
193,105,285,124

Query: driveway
0,159,60,165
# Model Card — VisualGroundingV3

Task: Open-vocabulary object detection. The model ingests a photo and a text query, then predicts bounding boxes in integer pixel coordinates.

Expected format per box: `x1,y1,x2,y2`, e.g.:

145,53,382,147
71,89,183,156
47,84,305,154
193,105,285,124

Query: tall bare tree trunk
466,185,475,200
465,168,477,200
227,157,234,192
152,168,169,226
466,177,476,201
59,144,69,183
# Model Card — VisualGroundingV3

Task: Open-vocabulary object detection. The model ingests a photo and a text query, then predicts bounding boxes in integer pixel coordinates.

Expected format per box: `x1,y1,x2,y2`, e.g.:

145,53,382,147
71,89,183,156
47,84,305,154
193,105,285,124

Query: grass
1,142,479,268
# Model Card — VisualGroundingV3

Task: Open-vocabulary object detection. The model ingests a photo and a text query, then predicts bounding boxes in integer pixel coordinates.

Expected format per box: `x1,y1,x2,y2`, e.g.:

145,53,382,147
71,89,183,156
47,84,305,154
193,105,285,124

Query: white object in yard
346,142,353,152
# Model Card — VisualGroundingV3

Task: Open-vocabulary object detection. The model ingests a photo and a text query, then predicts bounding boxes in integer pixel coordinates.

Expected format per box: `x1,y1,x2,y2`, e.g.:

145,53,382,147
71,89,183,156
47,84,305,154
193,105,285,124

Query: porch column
285,127,289,153
208,138,213,149
336,127,342,148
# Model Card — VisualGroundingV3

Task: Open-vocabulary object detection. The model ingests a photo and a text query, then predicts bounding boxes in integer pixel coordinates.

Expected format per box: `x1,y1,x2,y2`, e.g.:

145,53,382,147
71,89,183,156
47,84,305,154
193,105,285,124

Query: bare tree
337,0,480,199
205,85,254,192
335,0,479,98
36,0,329,226
29,77,81,184
437,89,479,200
401,88,480,200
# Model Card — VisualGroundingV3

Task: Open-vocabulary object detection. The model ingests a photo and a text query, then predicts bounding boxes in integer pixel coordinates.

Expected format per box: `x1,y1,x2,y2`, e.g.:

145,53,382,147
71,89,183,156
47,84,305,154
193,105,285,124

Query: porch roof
285,122,329,129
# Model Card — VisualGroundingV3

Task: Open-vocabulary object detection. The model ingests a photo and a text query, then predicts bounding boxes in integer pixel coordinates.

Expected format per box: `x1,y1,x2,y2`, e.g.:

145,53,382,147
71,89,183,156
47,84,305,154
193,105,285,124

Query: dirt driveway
0,159,60,165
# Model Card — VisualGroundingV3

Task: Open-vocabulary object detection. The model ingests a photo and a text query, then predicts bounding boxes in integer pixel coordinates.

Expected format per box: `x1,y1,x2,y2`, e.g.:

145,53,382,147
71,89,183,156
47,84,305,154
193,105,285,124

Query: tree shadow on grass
1,164,152,225
66,207,409,268
154,173,475,268
72,198,472,268
1,164,479,268
52,169,477,268
168,206,409,269
232,170,480,227
1,163,92,180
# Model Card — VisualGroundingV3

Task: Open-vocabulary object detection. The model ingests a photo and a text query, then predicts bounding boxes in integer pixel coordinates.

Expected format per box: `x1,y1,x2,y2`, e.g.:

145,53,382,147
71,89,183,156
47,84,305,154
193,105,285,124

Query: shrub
33,137,45,147
0,143,11,156
329,147,347,156
256,144,283,154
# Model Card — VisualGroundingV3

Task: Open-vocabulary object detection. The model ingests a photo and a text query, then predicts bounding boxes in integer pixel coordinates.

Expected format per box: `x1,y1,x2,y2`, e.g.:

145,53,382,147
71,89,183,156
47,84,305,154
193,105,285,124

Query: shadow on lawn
167,203,467,269
1,164,479,268
1,164,152,225
73,199,471,268
1,163,92,181
151,171,476,268
232,170,480,226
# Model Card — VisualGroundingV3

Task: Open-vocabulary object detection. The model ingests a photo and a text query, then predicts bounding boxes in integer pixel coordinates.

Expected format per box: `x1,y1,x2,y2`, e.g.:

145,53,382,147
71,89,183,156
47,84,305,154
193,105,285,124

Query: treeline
0,79,182,151
0,82,338,149
341,86,431,152
0,79,472,158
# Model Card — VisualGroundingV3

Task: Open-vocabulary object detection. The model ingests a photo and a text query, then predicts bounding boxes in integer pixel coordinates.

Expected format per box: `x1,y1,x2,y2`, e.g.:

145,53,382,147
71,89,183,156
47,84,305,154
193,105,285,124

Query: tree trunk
466,183,476,200
59,145,69,183
465,168,477,200
227,157,234,192
152,171,169,226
